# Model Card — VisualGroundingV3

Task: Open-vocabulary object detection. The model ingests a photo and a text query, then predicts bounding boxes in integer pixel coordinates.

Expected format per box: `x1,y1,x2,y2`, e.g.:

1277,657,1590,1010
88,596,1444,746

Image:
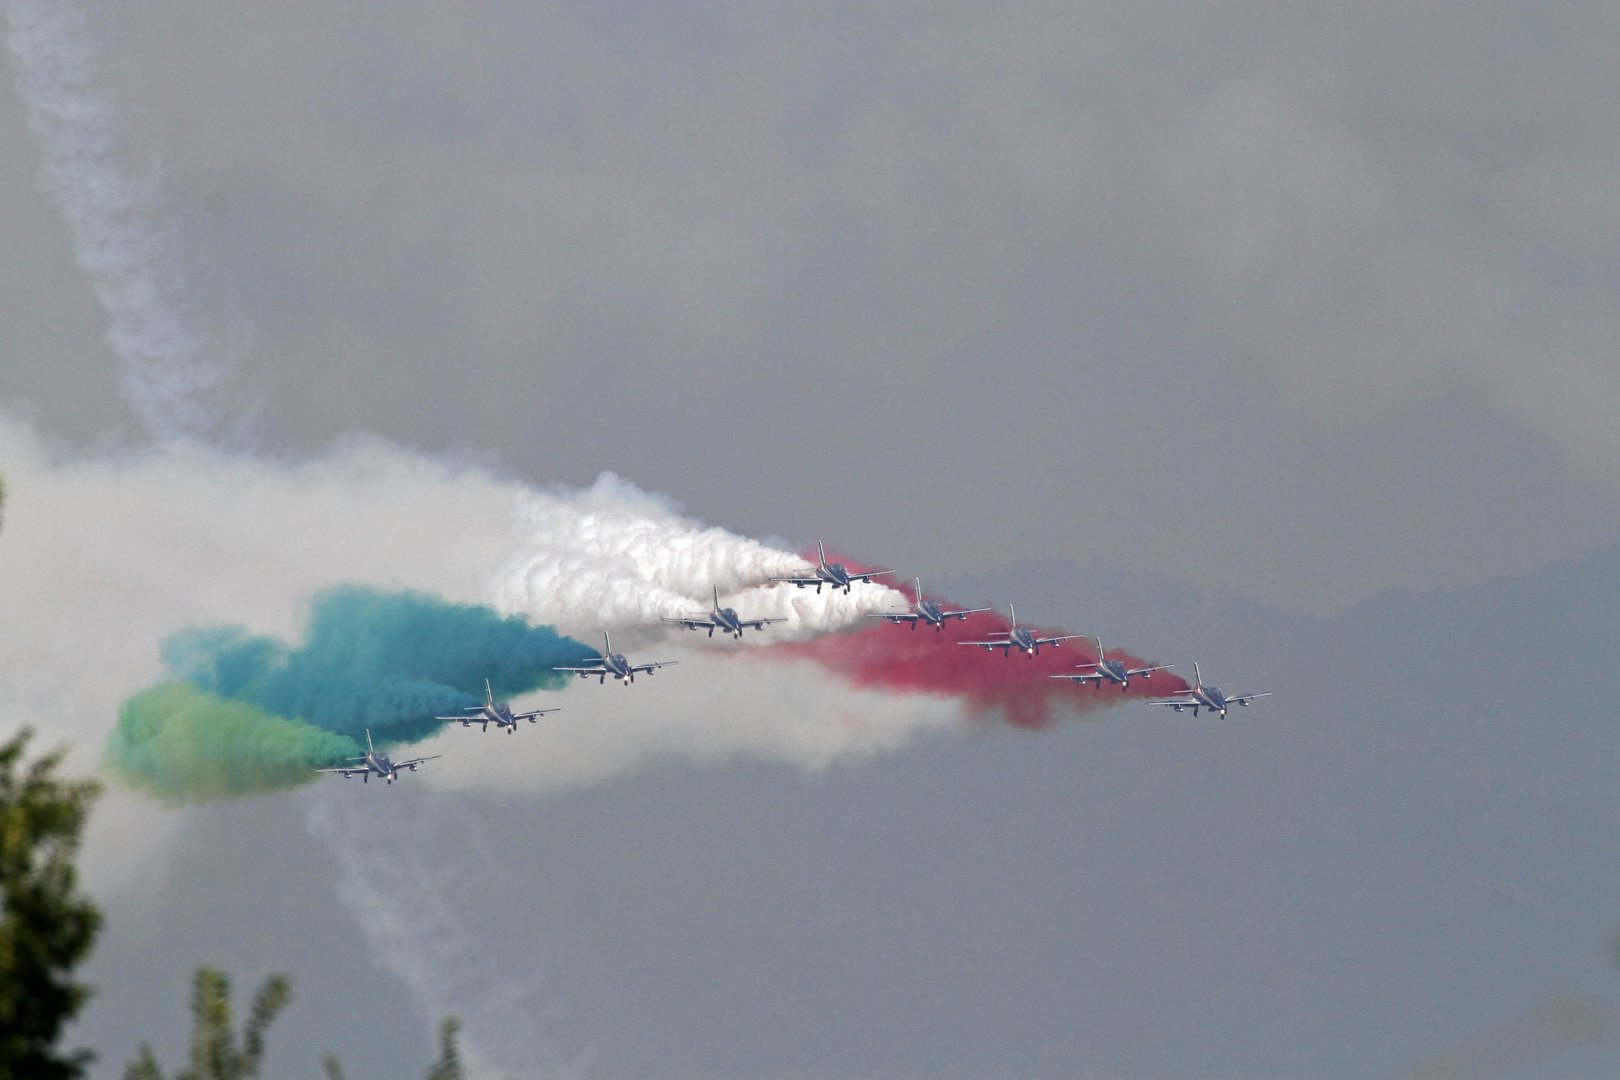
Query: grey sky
5,2,1618,609
5,2,1620,1076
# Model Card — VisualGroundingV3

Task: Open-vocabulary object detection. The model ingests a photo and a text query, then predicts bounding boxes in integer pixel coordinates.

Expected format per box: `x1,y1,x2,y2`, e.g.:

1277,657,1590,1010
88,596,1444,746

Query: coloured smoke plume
764,565,1188,728
107,585,594,803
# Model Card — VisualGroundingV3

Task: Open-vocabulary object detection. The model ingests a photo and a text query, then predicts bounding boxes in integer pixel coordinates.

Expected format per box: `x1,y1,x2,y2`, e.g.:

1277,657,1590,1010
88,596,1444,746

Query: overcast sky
3,1,1616,611
4,2,1620,1076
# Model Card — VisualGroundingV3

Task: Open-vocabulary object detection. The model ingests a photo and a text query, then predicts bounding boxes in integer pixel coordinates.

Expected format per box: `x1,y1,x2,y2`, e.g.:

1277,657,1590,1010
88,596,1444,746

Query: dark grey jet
437,678,560,733
958,604,1086,657
866,577,990,631
1051,638,1171,691
1150,662,1272,717
663,585,786,639
554,631,678,686
771,540,894,594
316,730,440,785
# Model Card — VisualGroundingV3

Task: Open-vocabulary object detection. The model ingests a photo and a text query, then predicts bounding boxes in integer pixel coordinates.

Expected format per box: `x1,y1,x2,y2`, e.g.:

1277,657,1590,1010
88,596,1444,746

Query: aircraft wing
1150,696,1198,708
1050,669,1103,683
866,610,921,622
942,605,992,619
957,637,1012,648
1226,691,1273,705
662,615,718,631
630,660,678,674
769,572,824,586
553,661,608,674
1034,633,1088,646
1126,664,1172,677
739,617,786,630
315,765,370,778
392,754,442,771
511,707,561,721
849,569,895,583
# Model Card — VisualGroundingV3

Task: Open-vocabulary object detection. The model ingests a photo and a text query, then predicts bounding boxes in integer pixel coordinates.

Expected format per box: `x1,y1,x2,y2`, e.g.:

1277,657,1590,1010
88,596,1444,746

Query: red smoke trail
764,556,1189,727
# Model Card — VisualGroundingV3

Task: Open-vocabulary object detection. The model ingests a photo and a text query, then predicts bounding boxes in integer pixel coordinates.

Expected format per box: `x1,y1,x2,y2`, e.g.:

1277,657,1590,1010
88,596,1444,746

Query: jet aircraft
663,585,786,639
554,631,678,685
1050,638,1171,691
1149,662,1271,717
866,577,990,631
771,540,894,594
436,678,560,733
958,604,1086,657
316,730,440,784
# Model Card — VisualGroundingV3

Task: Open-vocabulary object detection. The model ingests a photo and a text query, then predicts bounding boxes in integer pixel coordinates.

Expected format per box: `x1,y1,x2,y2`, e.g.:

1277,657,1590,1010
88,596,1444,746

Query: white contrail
496,472,907,646
3,0,235,442
304,787,596,1079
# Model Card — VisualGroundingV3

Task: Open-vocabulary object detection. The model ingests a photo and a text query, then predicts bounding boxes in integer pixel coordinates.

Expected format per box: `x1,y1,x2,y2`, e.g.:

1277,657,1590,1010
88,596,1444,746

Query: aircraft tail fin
1192,661,1202,688
365,729,374,755
817,539,828,568
713,584,721,611
1095,636,1106,661
1007,602,1017,628
913,578,923,606
485,678,494,707
603,630,612,656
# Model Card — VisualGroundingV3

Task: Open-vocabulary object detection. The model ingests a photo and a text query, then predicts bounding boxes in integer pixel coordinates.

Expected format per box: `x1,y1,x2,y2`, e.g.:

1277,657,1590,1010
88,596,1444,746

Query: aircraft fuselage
811,564,853,592
1168,686,1231,716
480,704,518,731
1099,660,1131,686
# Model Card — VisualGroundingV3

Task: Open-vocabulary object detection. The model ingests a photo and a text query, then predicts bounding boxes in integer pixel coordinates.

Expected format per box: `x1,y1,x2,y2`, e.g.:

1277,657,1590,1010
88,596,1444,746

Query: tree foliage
422,1017,465,1080
123,968,291,1080
0,727,103,1079
133,968,468,1080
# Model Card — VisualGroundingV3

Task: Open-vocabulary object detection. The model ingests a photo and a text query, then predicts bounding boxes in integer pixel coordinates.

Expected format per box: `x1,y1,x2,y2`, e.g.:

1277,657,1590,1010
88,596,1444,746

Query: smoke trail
171,585,595,742
107,585,594,800
3,0,235,440
304,787,595,1079
495,474,907,643
107,682,358,804
767,597,1188,728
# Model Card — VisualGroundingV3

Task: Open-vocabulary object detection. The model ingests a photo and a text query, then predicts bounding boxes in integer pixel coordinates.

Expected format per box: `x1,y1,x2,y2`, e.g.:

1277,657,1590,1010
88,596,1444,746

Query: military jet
1150,662,1271,717
1050,638,1171,691
866,577,990,631
663,585,786,639
958,604,1086,657
316,730,440,785
554,631,678,686
436,678,560,733
771,540,894,594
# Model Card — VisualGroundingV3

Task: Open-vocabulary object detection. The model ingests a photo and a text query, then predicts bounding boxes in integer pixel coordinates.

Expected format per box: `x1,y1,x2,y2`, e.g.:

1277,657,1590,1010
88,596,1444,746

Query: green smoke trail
108,586,594,801
107,683,359,804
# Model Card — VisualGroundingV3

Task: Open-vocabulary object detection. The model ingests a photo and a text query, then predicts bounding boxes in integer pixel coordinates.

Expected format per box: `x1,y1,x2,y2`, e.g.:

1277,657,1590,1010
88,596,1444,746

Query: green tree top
124,969,290,1080
0,727,104,1079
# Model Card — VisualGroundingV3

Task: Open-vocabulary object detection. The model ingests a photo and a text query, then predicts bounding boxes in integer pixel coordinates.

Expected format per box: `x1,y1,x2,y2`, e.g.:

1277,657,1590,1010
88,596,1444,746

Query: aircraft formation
320,540,1270,784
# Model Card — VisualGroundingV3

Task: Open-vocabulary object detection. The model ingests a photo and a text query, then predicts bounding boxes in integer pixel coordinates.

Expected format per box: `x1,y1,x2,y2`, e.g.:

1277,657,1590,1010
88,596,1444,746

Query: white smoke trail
3,0,235,441
0,417,949,863
497,472,907,645
304,786,597,1079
